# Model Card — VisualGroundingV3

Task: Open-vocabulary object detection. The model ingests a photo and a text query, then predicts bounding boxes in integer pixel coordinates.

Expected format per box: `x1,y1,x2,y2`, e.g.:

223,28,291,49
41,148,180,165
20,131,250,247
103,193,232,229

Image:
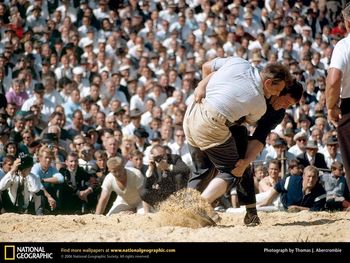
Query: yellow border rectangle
4,245,15,260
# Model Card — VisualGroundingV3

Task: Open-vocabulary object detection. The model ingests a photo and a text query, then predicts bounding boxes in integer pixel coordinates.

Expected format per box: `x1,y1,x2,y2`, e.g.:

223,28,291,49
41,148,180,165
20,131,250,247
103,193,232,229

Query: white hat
305,140,318,149
228,3,239,10
73,66,84,75
293,131,307,142
119,64,130,71
302,25,312,31
274,34,284,41
83,39,94,48
99,67,110,74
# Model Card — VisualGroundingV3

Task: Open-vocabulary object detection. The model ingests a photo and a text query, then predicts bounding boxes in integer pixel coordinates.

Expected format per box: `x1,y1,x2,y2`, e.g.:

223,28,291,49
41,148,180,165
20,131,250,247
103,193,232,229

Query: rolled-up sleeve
27,173,43,193
0,172,16,191
53,172,64,184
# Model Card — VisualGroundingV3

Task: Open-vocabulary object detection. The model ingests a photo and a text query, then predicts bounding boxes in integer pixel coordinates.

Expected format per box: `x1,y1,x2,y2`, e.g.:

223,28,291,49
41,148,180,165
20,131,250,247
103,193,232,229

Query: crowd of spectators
0,0,349,215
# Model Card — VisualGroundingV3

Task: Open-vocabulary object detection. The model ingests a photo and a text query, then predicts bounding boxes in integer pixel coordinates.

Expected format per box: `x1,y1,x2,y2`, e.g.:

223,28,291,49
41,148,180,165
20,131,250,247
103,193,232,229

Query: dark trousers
59,186,97,214
0,190,45,215
230,125,256,206
337,112,350,191
188,125,256,205
188,135,239,192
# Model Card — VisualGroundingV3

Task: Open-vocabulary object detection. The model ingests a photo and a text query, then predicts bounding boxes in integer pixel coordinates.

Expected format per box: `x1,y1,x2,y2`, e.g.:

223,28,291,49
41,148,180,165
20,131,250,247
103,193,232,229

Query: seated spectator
30,146,64,211
169,126,193,168
78,144,96,173
0,155,15,180
259,159,281,193
5,79,29,109
41,133,67,170
59,152,99,214
95,156,144,216
253,164,268,194
90,150,109,184
133,127,150,153
120,136,136,161
265,137,295,165
139,145,190,213
125,149,148,176
66,109,89,139
285,159,302,177
288,131,307,158
320,162,350,211
321,135,342,169
297,140,328,171
259,166,326,212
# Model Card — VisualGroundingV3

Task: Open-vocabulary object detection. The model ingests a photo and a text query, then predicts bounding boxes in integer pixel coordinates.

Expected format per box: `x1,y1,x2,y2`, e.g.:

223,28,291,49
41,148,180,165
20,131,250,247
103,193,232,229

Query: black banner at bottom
1,242,349,261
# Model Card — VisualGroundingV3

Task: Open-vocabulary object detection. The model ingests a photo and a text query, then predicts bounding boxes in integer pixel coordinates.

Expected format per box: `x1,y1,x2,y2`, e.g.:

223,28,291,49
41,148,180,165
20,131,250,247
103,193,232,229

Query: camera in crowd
153,155,166,163
18,153,34,171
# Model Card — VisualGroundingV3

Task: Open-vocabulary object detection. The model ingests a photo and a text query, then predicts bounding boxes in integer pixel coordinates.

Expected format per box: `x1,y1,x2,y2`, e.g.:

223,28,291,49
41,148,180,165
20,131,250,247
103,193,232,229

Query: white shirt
0,171,42,208
288,145,304,159
169,142,193,168
321,149,343,170
207,57,266,124
130,95,146,112
329,34,350,98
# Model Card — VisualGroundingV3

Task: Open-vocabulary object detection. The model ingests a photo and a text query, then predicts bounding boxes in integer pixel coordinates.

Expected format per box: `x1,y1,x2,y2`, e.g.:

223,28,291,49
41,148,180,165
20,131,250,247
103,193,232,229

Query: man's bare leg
201,177,228,205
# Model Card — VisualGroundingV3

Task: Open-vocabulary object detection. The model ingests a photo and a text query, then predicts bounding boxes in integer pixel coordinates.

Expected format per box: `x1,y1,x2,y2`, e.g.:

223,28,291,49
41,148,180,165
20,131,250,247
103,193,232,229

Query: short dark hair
279,78,303,102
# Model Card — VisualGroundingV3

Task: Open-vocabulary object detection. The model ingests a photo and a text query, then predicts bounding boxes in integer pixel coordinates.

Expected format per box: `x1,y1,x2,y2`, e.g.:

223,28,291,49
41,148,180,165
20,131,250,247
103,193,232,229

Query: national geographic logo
4,245,53,260
4,245,15,260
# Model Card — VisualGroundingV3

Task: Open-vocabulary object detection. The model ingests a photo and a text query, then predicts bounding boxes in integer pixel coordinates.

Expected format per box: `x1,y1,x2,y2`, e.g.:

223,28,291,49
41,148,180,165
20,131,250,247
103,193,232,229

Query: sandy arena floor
1,210,350,242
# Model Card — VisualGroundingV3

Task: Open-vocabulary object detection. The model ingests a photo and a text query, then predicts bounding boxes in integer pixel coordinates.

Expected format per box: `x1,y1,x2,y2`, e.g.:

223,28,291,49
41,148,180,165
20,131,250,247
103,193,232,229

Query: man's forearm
198,72,215,90
96,199,107,215
42,177,59,184
194,72,215,102
326,68,342,109
202,61,212,78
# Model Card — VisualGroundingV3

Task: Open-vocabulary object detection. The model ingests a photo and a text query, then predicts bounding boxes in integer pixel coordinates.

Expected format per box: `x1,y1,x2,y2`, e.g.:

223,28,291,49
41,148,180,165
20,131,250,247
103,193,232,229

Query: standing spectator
21,83,55,122
326,4,350,191
5,79,28,108
66,110,89,139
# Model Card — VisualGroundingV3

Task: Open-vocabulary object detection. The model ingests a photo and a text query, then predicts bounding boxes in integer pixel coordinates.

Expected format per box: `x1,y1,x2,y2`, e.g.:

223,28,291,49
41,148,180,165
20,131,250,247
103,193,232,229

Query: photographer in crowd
0,154,56,214
140,144,190,212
